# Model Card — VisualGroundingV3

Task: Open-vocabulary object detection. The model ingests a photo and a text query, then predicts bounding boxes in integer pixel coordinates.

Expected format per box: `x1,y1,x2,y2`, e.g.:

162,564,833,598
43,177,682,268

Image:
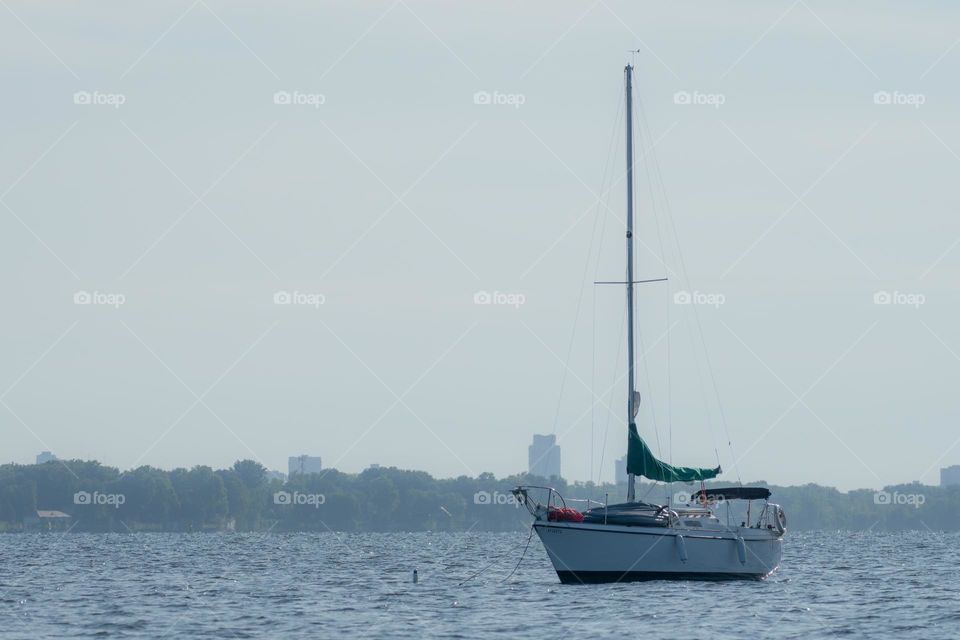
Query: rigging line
668,285,673,467
641,479,662,503
626,72,664,460
629,70,661,497
596,300,627,489
636,106,679,467
591,85,624,493
551,83,623,438
501,525,536,583
591,212,622,493
637,95,741,486
636,101,721,471
626,72,664,462
548,183,601,435
635,324,663,457
633,81,674,468
647,151,730,482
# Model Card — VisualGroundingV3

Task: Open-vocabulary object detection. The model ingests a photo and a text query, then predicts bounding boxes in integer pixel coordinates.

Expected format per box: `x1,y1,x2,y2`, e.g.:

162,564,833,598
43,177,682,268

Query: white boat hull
534,521,782,583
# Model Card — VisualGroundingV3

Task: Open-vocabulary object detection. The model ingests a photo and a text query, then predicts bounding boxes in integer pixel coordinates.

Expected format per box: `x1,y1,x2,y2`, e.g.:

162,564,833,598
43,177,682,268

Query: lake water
2,530,958,638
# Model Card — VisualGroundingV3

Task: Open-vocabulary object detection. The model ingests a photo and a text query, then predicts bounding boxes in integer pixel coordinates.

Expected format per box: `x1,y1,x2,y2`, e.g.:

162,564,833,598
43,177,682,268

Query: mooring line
457,525,535,587
501,525,535,583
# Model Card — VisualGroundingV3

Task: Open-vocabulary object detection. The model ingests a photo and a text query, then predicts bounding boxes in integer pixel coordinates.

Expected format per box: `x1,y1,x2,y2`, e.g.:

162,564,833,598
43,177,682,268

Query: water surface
2,530,957,638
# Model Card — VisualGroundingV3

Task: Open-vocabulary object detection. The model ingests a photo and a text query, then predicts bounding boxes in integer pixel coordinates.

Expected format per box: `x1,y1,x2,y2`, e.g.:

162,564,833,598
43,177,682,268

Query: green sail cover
627,423,721,482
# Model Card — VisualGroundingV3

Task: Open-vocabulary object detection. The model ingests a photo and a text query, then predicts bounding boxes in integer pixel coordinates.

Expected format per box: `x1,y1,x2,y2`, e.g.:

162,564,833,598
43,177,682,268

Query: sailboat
513,65,785,583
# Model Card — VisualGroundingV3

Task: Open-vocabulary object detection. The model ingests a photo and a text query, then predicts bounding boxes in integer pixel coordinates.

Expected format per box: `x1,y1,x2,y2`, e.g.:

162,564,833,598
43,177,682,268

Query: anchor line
456,525,534,587
501,525,536,583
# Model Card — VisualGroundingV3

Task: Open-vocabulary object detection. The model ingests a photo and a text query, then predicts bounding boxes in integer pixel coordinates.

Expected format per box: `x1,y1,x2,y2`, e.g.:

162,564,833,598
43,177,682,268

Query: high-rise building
941,465,960,487
36,451,57,465
615,455,628,485
528,434,561,480
288,455,322,476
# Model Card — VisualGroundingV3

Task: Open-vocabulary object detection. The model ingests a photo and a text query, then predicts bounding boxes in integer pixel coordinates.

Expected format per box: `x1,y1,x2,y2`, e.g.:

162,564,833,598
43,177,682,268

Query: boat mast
625,64,637,503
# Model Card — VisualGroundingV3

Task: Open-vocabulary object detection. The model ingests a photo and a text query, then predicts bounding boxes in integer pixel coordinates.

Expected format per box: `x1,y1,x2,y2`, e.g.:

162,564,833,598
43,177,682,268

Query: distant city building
36,451,57,465
615,455,628,485
528,434,561,480
288,455,322,476
941,465,960,487
266,470,287,482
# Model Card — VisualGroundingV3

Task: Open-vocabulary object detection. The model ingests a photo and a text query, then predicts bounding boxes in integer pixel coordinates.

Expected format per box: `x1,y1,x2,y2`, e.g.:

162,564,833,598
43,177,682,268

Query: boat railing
564,497,605,510
511,486,568,518
754,502,787,534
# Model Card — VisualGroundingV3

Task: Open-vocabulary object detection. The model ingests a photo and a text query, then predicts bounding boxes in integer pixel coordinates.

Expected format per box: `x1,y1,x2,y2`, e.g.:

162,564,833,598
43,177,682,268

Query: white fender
675,534,688,563
736,537,747,564
772,504,787,535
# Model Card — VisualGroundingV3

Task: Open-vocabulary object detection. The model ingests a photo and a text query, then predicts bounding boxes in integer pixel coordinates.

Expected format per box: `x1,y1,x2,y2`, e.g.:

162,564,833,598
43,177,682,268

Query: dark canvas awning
691,487,771,501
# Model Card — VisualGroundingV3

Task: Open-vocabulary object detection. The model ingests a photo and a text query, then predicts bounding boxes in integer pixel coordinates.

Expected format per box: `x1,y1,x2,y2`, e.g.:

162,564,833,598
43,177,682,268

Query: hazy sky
3,1,959,491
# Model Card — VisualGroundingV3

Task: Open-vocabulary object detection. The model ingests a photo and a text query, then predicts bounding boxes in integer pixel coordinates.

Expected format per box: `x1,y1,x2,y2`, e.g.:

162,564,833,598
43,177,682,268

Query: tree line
0,459,956,532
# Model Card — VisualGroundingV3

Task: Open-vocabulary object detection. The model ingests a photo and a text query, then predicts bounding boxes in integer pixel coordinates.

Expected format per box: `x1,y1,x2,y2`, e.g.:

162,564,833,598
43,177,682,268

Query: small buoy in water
412,569,418,584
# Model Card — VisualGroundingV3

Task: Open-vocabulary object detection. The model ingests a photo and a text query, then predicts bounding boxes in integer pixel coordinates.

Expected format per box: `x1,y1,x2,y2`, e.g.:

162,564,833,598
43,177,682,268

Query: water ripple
0,531,956,638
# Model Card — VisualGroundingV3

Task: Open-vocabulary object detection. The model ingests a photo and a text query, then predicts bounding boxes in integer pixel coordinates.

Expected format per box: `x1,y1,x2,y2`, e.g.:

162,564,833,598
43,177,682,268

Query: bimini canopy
627,424,721,483
690,487,771,501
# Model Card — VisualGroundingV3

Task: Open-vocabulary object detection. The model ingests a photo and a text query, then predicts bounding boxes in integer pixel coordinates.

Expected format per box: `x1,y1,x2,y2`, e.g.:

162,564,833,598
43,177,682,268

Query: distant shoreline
2,459,954,533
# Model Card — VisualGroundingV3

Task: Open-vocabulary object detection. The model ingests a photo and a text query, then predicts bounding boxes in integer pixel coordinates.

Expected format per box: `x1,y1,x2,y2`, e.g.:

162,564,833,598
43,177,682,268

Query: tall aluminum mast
625,64,637,503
